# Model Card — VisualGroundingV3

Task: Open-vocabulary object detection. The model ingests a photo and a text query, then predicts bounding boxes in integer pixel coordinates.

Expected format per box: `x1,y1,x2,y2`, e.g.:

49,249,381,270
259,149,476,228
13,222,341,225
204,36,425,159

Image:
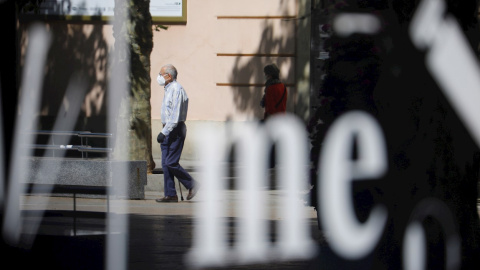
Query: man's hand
157,132,165,143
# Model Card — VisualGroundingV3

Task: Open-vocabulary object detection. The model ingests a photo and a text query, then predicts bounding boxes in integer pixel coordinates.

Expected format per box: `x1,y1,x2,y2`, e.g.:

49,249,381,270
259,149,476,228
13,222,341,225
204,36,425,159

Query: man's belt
162,121,185,128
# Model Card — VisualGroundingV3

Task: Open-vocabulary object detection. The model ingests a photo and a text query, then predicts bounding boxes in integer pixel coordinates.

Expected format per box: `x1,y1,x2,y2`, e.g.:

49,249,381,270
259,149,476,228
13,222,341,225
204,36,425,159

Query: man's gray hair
163,64,178,80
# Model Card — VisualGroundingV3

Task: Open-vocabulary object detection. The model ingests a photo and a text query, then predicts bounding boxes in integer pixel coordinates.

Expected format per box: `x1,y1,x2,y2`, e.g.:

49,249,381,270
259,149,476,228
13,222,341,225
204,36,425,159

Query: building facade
18,0,312,161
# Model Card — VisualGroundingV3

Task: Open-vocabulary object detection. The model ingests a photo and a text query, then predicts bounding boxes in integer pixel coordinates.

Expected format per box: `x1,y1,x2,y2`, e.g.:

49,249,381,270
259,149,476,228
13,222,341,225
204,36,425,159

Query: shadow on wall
19,20,110,134
227,1,307,120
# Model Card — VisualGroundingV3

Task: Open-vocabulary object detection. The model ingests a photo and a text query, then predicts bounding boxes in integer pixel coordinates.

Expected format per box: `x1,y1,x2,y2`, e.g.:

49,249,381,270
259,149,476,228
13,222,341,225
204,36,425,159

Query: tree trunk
112,0,155,173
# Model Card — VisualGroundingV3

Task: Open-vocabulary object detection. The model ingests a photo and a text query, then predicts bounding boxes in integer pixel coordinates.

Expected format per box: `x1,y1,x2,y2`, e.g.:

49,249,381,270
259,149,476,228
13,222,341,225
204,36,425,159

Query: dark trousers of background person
161,122,195,196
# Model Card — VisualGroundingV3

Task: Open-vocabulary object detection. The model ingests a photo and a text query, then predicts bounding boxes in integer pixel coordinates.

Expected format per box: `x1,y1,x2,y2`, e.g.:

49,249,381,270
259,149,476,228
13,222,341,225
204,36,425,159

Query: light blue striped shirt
161,80,189,136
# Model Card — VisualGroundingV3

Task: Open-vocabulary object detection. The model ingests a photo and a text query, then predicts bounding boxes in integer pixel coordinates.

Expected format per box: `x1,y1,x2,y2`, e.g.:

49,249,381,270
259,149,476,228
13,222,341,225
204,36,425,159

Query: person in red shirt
260,63,287,120
260,63,288,168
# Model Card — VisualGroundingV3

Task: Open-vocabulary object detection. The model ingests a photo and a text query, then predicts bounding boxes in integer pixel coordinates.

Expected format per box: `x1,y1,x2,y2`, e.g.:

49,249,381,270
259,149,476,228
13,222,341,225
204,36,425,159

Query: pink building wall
18,0,311,161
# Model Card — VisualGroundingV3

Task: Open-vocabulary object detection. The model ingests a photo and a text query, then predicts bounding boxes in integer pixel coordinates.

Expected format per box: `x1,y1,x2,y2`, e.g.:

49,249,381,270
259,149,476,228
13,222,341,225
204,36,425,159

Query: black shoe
155,195,178,203
187,182,200,200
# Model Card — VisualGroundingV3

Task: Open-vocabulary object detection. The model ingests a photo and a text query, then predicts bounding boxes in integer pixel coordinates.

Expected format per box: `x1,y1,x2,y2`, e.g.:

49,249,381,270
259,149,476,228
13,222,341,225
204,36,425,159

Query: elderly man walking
155,64,199,202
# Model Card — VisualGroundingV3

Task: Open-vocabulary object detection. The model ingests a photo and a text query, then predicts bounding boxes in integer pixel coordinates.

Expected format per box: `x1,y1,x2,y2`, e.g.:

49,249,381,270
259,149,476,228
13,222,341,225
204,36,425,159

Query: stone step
25,158,147,199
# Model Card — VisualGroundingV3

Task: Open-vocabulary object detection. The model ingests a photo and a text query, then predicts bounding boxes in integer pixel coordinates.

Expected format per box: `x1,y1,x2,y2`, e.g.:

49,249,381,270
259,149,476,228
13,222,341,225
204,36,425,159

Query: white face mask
157,74,166,86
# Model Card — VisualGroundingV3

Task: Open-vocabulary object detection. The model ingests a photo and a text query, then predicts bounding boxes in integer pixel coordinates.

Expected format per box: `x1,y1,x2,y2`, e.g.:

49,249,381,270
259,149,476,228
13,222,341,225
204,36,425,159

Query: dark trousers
160,122,194,196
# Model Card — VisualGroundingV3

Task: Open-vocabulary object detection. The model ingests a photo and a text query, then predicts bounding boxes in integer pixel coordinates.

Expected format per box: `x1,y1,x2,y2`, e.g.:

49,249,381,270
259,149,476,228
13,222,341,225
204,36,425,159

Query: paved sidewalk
14,169,480,270
18,186,323,270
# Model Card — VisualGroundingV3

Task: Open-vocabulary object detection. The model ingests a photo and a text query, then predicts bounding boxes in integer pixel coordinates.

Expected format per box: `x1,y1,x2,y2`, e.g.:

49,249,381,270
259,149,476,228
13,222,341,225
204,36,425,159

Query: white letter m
186,114,317,268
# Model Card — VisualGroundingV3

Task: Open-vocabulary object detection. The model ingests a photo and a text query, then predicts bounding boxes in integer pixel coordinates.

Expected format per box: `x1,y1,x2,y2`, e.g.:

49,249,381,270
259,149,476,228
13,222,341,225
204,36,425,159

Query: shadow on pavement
3,211,324,270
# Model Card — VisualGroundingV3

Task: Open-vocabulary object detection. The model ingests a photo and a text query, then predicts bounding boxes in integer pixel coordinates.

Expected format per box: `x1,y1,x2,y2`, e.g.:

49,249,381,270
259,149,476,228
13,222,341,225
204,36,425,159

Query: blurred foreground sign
188,0,480,269
187,115,317,268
